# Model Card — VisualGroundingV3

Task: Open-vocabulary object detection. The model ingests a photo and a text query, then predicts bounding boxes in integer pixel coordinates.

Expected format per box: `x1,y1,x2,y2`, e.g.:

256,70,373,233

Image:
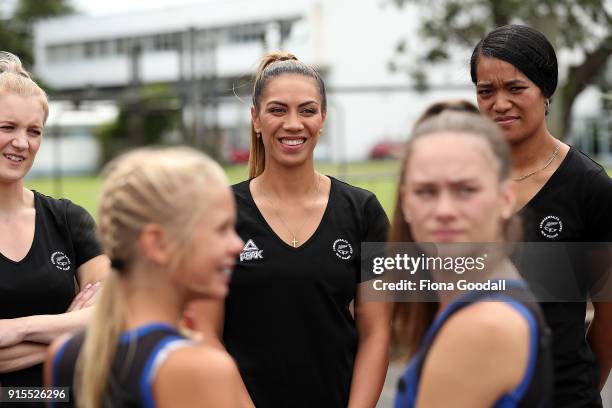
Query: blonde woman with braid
45,147,245,408
191,52,391,408
0,51,107,400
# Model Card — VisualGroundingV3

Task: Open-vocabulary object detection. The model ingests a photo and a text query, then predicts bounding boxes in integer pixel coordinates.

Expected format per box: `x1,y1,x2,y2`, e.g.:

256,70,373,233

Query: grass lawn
25,160,401,220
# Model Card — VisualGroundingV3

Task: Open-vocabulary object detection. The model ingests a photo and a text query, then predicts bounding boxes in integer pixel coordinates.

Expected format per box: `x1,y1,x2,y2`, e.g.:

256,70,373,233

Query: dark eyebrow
266,101,287,107
299,101,319,107
504,79,527,86
477,79,527,88
411,178,478,185
266,100,319,108
449,179,479,186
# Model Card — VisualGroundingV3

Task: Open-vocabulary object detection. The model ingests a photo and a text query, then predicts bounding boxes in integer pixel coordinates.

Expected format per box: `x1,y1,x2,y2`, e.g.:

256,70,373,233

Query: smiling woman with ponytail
45,147,245,408
191,51,391,408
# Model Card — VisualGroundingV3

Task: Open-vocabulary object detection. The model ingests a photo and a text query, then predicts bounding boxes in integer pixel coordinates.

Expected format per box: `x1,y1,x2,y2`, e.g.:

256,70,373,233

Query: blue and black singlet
395,282,554,408
51,323,191,408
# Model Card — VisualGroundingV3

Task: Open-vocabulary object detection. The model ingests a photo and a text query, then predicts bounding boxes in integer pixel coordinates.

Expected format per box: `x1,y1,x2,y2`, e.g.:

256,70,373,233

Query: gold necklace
513,143,561,182
259,174,321,248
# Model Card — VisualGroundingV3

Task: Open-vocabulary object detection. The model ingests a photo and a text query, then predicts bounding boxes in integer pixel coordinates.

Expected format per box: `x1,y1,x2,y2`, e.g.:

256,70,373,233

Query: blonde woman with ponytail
0,51,107,398
46,147,245,408
191,52,391,408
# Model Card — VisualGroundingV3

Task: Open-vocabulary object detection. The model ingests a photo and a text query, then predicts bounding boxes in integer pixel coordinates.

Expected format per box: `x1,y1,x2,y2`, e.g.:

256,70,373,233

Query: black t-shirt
519,147,612,408
0,191,102,392
224,177,389,408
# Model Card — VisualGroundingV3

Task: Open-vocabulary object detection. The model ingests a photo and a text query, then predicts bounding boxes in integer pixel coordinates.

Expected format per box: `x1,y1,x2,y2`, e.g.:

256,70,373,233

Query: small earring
256,132,261,138
545,99,550,116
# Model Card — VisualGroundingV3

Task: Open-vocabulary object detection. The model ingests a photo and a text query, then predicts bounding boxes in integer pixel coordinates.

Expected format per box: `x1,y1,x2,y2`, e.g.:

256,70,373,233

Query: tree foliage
95,84,182,166
0,0,75,67
390,0,612,139
13,0,74,24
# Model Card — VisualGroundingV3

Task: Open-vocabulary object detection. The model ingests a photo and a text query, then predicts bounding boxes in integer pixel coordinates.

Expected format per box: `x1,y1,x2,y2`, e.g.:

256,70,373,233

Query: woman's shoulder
34,191,92,221
159,344,237,374
565,147,607,178
444,301,532,338
430,301,533,367
231,179,252,202
426,301,531,383
328,176,389,236
417,301,536,406
34,190,68,212
328,176,380,207
562,148,612,204
153,344,242,407
231,179,250,191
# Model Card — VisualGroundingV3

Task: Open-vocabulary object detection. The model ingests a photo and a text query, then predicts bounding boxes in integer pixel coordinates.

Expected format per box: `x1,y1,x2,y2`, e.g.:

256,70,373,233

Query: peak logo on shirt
540,215,563,239
240,239,263,262
50,251,71,271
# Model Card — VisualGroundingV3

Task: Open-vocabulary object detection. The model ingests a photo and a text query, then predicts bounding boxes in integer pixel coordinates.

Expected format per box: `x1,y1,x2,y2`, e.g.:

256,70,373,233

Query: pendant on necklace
291,237,298,248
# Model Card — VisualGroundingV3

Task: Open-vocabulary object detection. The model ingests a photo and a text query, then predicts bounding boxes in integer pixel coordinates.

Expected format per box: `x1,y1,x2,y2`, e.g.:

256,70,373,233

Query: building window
227,23,266,44
153,32,180,51
44,19,296,64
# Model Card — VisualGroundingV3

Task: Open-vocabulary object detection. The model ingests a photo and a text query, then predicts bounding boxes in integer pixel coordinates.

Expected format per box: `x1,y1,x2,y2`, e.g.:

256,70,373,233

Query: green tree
0,0,75,67
13,0,74,24
390,0,611,139
96,84,182,165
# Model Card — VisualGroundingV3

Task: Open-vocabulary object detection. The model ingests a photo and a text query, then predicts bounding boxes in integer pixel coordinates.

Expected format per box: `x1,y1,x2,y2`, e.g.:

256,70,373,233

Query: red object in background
229,147,250,163
369,141,404,160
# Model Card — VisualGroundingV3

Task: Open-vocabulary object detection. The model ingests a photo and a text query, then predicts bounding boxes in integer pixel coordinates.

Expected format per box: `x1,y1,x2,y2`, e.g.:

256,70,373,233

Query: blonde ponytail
75,273,124,408
73,146,227,407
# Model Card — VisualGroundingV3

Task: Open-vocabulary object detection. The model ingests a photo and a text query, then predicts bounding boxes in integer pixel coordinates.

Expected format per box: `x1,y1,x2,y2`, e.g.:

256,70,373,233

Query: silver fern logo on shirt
240,239,264,262
540,215,563,239
50,251,71,271
333,238,353,260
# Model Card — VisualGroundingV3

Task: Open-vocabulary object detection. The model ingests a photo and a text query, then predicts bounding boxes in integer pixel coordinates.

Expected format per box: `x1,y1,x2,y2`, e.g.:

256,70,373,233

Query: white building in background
31,0,475,166
32,0,604,168
28,101,117,177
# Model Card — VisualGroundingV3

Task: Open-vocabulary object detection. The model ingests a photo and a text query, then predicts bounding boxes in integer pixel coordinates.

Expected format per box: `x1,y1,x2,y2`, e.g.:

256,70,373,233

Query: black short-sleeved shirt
0,191,102,392
224,177,389,408
518,147,612,408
